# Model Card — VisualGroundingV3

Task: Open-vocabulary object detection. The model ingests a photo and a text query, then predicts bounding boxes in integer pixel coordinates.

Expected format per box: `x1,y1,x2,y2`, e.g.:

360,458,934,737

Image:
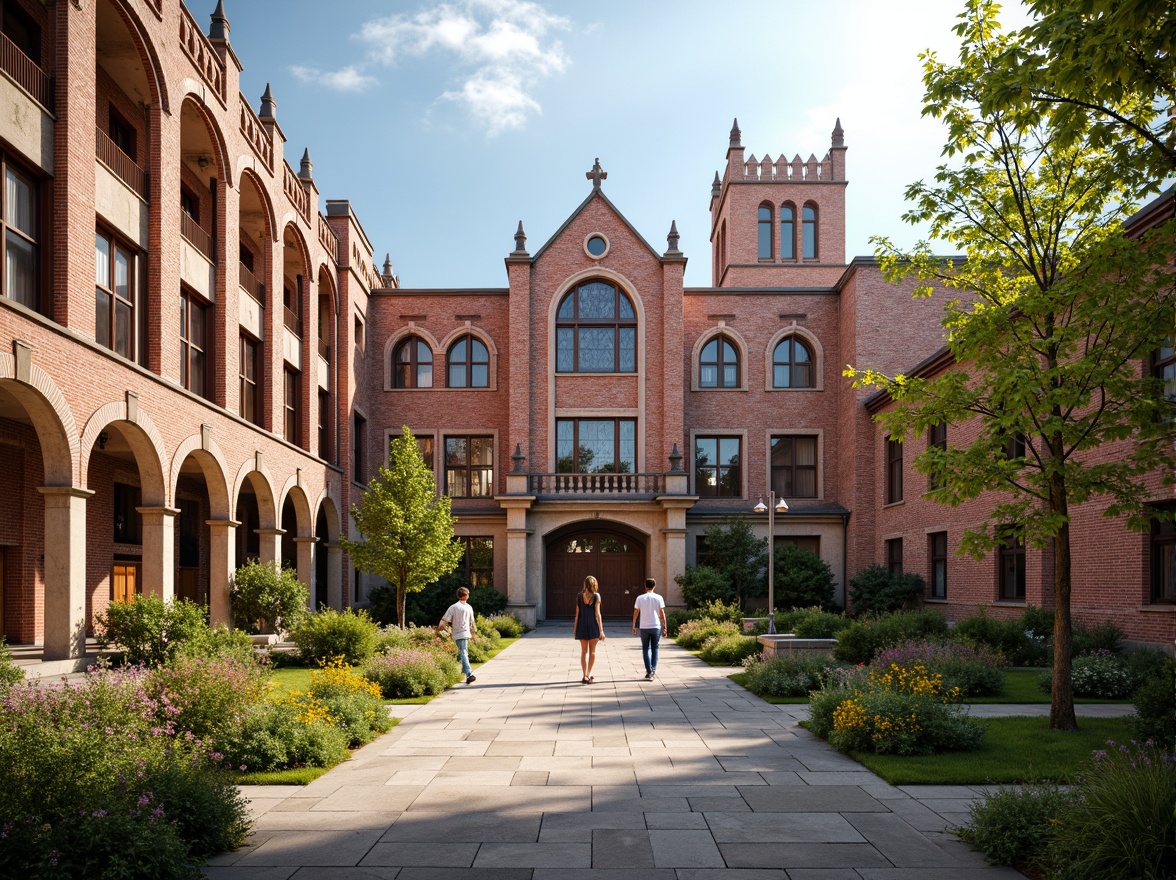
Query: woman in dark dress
572,575,606,683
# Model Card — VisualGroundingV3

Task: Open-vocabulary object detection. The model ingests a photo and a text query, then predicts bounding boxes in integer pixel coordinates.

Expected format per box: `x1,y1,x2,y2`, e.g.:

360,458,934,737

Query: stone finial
511,443,527,473
711,171,721,200
382,253,394,277
512,221,528,254
665,220,681,256
259,83,276,120
832,117,845,148
668,443,684,473
586,158,607,191
729,118,742,149
298,148,313,180
209,0,230,41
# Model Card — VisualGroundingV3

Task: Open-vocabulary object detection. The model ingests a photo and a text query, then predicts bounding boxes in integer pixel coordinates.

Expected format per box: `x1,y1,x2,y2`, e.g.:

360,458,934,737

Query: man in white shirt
632,578,667,680
436,587,478,684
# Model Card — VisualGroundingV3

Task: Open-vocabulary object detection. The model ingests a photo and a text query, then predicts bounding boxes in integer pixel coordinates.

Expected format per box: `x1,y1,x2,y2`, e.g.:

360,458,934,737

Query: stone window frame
2,151,43,315
764,324,823,392
691,324,748,391
383,325,439,391
553,277,639,375
443,432,497,499
439,323,498,391
690,429,747,499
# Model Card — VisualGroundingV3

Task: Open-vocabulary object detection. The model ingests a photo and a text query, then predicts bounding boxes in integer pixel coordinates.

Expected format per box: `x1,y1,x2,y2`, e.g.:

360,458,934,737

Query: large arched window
772,336,814,388
447,335,489,388
392,336,433,388
555,280,637,373
780,203,795,260
699,333,739,388
802,204,817,259
757,204,773,260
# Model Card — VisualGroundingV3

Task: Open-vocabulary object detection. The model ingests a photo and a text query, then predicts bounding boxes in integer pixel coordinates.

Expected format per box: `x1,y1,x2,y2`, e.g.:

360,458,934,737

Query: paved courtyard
204,623,1032,879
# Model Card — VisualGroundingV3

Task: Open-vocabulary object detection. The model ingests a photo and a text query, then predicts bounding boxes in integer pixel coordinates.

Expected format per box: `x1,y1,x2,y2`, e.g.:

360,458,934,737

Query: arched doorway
545,522,646,618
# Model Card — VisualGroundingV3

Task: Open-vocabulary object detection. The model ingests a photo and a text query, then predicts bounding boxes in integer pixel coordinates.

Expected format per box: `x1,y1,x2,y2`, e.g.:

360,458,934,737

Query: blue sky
216,0,1012,289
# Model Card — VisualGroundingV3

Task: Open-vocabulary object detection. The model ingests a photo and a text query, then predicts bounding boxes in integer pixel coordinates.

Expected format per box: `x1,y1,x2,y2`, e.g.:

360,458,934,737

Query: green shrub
741,653,842,697
1070,620,1125,657
291,607,380,665
848,564,924,615
665,608,701,637
95,595,209,666
773,544,837,610
676,564,735,608
1125,647,1172,689
675,617,741,650
775,606,852,639
484,613,526,638
469,585,508,616
229,560,309,634
0,638,23,689
832,610,949,665
363,647,462,698
952,607,1035,664
147,653,267,742
958,783,1076,870
305,661,394,747
696,517,770,608
219,699,349,772
698,633,760,665
142,758,251,858
175,622,255,664
1129,655,1176,745
1038,650,1134,699
874,639,1006,697
1044,741,1176,880
401,571,469,627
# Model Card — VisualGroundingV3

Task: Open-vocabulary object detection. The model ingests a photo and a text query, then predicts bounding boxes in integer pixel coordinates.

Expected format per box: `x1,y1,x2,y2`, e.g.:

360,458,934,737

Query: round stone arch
230,459,278,529
382,324,442,391
169,432,231,520
0,351,79,486
277,477,313,538
544,519,649,619
105,0,170,115
311,491,343,610
237,165,278,242
178,91,233,189
764,323,825,392
690,323,750,391
312,489,342,544
79,401,168,507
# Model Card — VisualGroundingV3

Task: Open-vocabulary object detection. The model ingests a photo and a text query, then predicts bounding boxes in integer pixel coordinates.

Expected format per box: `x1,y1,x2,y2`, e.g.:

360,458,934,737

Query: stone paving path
204,623,1038,879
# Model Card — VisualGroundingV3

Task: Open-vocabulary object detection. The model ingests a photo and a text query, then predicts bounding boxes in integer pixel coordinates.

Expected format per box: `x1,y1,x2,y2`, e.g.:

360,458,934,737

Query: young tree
342,426,464,628
701,517,769,610
847,2,1176,730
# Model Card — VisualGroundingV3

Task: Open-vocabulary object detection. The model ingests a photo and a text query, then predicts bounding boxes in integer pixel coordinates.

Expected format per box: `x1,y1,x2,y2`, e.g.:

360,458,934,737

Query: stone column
207,519,237,625
499,493,535,627
324,543,342,611
139,506,179,601
293,536,317,608
38,486,93,660
256,528,284,566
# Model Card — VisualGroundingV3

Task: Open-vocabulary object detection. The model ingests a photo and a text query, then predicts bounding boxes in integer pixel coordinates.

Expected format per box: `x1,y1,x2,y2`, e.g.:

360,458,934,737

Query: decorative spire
665,220,681,256
832,117,844,148
668,443,684,473
298,148,313,180
729,118,742,149
586,158,606,191
511,443,527,474
259,83,276,120
512,221,528,255
382,253,394,277
711,171,721,199
209,0,229,41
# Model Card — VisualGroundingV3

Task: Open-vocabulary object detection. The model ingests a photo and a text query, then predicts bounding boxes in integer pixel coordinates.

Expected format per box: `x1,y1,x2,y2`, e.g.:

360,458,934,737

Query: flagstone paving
203,623,1048,878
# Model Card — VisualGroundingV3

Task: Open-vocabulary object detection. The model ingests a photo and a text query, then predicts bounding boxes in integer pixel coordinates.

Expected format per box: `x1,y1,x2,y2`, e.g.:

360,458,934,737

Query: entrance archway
545,522,646,618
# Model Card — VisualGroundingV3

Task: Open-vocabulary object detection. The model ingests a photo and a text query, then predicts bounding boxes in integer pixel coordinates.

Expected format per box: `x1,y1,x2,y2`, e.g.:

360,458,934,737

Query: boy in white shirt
632,578,667,680
436,587,478,684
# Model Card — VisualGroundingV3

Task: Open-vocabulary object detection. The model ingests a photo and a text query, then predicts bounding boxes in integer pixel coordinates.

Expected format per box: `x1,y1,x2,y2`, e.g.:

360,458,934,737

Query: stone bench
757,635,837,659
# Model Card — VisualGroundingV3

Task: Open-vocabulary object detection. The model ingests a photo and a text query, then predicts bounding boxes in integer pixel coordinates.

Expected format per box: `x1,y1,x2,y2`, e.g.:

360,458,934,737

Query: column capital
292,536,319,544
256,528,286,537
206,519,241,530
38,485,95,500
136,506,180,518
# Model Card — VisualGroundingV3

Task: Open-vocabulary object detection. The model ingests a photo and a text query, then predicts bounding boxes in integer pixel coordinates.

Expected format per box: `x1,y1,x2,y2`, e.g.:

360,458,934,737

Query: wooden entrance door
546,527,645,618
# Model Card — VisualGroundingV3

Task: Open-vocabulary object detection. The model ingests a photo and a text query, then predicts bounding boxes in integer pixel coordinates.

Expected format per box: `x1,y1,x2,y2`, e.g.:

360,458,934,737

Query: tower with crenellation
709,118,848,288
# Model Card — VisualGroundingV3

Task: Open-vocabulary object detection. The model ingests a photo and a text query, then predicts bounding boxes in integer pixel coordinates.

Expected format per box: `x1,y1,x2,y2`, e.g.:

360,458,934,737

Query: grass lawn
845,716,1134,785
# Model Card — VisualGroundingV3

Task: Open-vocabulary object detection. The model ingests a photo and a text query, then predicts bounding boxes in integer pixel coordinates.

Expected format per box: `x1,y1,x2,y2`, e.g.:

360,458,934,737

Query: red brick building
0,1,1169,669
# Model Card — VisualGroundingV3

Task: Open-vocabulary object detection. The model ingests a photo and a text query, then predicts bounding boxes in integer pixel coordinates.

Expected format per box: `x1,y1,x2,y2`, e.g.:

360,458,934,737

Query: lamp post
754,493,789,633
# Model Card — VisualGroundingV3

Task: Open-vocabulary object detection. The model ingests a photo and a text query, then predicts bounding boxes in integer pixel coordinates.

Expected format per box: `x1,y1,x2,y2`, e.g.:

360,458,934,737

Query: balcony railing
96,129,148,200
284,305,302,337
238,262,265,303
528,472,665,498
0,32,52,111
180,212,214,261
318,337,330,361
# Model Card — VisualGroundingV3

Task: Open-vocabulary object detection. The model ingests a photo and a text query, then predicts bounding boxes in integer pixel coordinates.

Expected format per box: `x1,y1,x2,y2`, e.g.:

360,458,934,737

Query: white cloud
290,64,377,92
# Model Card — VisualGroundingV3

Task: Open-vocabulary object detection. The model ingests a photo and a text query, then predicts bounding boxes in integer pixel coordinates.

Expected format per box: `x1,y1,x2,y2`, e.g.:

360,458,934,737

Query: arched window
447,335,489,388
392,336,433,388
772,335,814,388
699,333,739,388
802,204,817,259
757,204,773,260
555,280,637,373
780,203,795,260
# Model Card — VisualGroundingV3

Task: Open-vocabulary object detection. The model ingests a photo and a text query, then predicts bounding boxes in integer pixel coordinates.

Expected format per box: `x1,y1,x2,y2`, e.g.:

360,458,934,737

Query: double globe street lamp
753,493,789,633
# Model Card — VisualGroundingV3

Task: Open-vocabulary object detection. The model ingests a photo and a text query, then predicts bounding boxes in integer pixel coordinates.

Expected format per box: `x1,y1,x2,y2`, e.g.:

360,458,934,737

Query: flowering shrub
302,660,394,746
218,699,350,773
364,648,462,698
740,653,843,697
146,653,267,743
1038,649,1134,699
0,638,23,689
832,610,950,665
698,633,761,665
0,666,249,878
808,661,984,756
675,618,741,650
291,607,381,665
874,638,1006,697
484,613,527,638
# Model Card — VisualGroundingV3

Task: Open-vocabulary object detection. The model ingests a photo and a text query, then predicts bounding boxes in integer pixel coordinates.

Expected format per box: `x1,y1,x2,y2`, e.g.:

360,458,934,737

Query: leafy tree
675,564,736,609
229,560,309,635
847,6,1176,730
773,544,837,610
700,517,769,610
848,564,925,615
343,426,463,628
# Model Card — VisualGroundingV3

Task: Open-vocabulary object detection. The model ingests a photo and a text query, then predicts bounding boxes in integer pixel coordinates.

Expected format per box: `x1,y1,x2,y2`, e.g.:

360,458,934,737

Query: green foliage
343,426,464,628
305,662,394,747
774,606,852,639
697,633,760,666
484,613,527,638
175,623,255,664
363,648,462,698
832,610,949,665
290,607,380,665
741,653,842,698
146,653,267,743
402,571,467,627
1045,741,1176,880
675,564,735,608
675,618,741,650
874,638,1006,697
95,595,209,666
1070,620,1125,657
219,699,349,773
701,517,769,609
229,559,309,635
1129,655,1176,746
468,585,508,616
1038,650,1134,699
959,782,1077,870
953,607,1049,666
848,564,925,615
0,638,23,689
773,544,837,610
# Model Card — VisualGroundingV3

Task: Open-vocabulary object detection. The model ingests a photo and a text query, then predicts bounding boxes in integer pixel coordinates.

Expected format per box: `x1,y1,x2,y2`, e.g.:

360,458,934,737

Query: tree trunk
397,583,407,629
1049,477,1078,731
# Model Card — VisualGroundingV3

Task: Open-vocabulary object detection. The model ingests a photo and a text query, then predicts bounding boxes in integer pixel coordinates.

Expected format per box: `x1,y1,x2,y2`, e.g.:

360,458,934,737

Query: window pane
618,294,635,321
6,235,36,308
5,168,34,236
619,327,635,371
191,349,206,397
471,364,488,387
417,364,433,388
700,365,717,387
471,339,488,361
471,437,493,465
556,294,574,320
189,301,206,348
114,300,131,357
449,363,466,388
450,338,466,361
115,250,129,300
446,437,467,467
618,420,635,472
578,327,615,371
95,290,111,347
722,364,737,386
774,364,789,387
578,282,616,320
719,437,740,465
700,339,716,362
556,327,574,371
95,233,110,285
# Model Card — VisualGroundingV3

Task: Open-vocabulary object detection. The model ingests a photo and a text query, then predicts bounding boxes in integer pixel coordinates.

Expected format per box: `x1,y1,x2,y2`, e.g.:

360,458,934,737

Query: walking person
572,575,606,683
632,577,667,680
436,586,478,684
